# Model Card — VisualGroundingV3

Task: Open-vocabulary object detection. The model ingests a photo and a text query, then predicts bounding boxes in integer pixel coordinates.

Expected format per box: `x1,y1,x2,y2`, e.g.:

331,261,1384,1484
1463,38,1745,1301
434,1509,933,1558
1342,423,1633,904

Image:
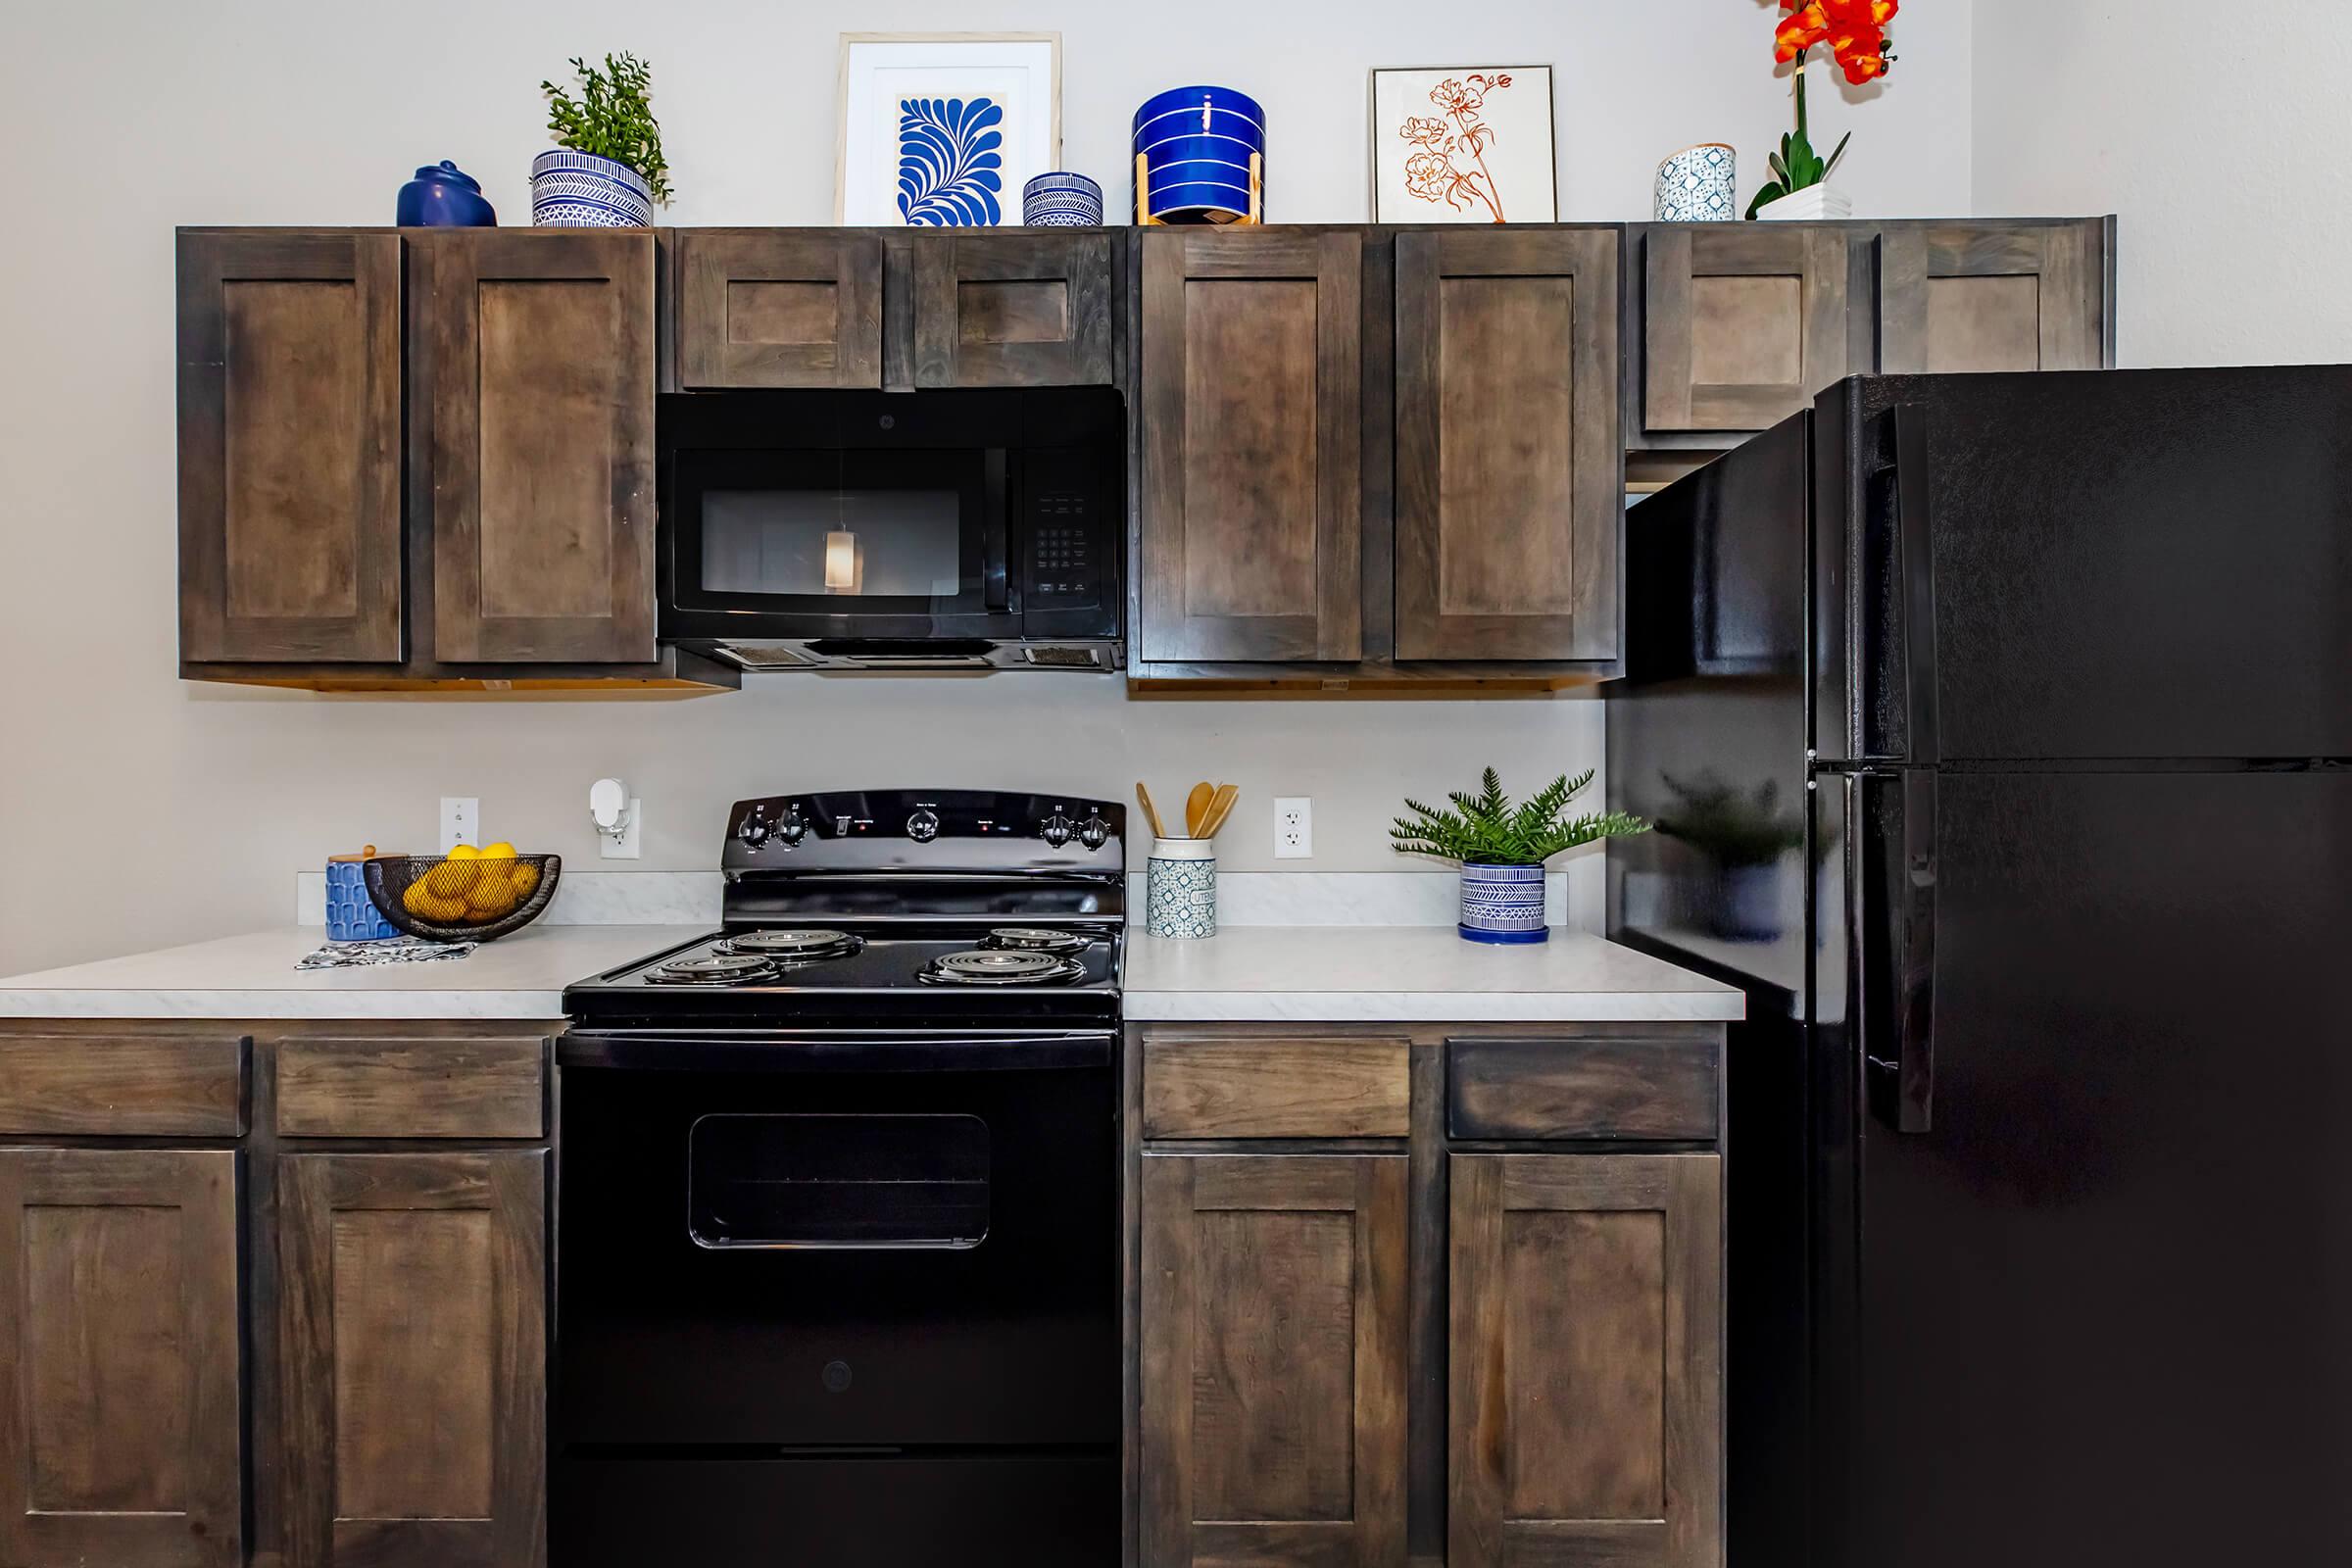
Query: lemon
423,859,470,899
482,841,516,860
466,877,517,917
448,843,480,860
413,891,468,924
508,863,542,900
402,881,433,915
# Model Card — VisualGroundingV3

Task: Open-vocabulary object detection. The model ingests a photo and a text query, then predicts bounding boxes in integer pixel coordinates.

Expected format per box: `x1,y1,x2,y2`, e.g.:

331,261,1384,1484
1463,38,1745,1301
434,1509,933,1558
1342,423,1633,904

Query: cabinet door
1877,220,2107,374
1139,229,1363,662
0,1149,241,1568
280,1152,546,1568
912,230,1115,386
1140,1154,1406,1568
675,229,883,389
177,230,403,662
1450,1154,1721,1568
1644,225,1853,434
1396,228,1620,662
423,230,656,662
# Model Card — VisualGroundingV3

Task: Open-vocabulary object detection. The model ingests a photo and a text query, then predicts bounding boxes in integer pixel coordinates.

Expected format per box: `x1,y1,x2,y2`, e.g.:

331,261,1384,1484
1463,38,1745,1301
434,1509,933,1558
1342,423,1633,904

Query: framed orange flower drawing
1371,66,1556,222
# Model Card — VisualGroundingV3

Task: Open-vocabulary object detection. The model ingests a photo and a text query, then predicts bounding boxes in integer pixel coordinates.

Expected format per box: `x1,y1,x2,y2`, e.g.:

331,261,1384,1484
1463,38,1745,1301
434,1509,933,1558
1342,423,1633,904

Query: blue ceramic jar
1132,85,1265,224
396,161,497,226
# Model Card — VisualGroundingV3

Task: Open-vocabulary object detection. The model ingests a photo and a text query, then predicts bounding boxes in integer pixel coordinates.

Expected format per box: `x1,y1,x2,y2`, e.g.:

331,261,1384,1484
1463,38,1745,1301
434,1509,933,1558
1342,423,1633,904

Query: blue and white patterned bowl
1023,172,1104,227
1654,142,1739,222
530,149,653,227
1459,861,1548,945
1133,85,1265,224
1147,838,1218,939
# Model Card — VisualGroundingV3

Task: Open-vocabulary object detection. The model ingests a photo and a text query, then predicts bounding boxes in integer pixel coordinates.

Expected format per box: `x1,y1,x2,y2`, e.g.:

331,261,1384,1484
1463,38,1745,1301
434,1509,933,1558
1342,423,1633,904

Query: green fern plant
542,52,673,205
1392,767,1649,867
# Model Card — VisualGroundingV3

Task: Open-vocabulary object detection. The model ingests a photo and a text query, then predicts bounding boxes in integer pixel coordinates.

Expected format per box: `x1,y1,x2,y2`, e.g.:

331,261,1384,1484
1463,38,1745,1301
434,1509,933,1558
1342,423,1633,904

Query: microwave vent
714,643,825,670
1023,645,1107,669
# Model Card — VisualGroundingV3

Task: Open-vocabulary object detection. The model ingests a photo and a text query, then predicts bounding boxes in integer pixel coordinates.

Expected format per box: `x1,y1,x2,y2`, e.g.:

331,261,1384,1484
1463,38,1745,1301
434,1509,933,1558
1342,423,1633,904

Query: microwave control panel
1027,491,1101,609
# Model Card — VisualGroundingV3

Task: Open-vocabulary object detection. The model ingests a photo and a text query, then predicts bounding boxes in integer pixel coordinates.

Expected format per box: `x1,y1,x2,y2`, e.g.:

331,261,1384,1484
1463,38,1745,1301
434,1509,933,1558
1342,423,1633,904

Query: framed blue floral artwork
837,33,1061,226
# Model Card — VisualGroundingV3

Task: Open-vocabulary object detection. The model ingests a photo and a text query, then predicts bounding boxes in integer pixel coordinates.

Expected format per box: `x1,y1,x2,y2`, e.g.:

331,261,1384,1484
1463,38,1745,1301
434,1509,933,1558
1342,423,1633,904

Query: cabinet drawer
275,1037,547,1139
1142,1035,1409,1139
1447,1037,1718,1142
0,1034,246,1135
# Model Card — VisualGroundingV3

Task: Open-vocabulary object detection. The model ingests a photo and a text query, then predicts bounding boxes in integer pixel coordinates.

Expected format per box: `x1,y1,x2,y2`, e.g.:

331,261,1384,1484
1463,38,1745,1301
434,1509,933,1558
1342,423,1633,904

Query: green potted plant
1656,771,1808,940
1392,767,1648,945
533,52,673,227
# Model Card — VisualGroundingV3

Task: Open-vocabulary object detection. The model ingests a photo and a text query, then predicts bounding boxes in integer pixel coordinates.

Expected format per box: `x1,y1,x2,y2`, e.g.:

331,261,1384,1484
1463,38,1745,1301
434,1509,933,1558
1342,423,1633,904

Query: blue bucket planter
1132,85,1264,224
1458,862,1547,944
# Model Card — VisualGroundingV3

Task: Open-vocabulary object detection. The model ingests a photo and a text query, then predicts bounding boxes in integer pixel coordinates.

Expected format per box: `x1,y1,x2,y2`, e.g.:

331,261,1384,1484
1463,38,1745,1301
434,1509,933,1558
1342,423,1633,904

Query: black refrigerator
1606,367,2352,1568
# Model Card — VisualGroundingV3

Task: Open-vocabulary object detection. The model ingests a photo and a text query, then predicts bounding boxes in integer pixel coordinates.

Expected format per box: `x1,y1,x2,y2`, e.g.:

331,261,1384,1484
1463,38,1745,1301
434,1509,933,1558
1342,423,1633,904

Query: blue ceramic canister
530,149,654,227
1132,85,1265,224
1023,172,1104,226
1146,837,1218,940
325,849,399,942
395,161,498,226
1457,861,1548,945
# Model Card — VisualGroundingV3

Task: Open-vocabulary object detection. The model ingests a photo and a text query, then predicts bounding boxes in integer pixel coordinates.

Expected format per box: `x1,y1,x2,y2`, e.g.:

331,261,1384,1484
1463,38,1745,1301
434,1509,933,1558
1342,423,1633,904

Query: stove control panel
722,789,1126,875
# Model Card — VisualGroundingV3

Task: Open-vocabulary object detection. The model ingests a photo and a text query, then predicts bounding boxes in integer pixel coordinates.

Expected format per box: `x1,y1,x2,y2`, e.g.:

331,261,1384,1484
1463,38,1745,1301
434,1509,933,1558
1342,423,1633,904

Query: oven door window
672,449,1003,620
688,1113,990,1250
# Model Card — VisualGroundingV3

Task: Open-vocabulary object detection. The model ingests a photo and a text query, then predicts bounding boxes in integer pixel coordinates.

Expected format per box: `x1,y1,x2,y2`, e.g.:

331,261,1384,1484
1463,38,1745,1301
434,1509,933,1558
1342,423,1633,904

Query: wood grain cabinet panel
0,1035,246,1136
674,229,883,388
177,230,403,663
421,229,657,663
1140,1154,1407,1568
913,230,1114,387
1447,1037,1719,1143
1143,1035,1410,1139
1643,226,1856,435
274,1037,547,1140
0,1149,241,1568
1139,229,1363,662
1877,220,2108,374
280,1152,546,1568
1450,1154,1721,1568
1396,228,1620,662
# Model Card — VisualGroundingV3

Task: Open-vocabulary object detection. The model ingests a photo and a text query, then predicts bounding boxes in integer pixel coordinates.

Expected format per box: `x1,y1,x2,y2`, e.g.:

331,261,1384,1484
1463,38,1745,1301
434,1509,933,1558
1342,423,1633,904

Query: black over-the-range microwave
658,386,1124,671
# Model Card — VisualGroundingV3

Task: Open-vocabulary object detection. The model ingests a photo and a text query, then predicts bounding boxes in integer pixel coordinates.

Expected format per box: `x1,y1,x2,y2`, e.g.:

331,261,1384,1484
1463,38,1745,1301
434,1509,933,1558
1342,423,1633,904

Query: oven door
665,447,1016,640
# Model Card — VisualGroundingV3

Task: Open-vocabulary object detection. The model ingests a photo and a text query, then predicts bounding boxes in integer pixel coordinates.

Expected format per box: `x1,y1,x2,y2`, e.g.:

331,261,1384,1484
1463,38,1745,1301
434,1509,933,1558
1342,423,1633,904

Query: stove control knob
1078,812,1110,851
776,808,808,848
906,808,941,843
738,813,773,850
1041,811,1074,849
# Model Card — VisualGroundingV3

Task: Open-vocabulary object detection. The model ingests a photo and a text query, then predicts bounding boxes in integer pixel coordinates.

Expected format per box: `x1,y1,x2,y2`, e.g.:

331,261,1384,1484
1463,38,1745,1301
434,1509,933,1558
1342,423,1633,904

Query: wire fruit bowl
363,854,562,943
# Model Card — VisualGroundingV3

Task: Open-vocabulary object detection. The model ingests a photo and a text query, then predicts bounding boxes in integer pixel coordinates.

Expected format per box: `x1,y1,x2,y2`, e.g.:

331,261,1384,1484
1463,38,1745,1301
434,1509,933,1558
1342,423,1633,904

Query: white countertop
1122,926,1745,1022
0,926,698,1020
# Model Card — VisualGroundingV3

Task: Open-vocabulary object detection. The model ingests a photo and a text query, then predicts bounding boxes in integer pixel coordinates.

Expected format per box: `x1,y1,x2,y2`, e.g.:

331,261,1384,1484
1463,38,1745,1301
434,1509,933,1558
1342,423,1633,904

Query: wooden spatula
1185,781,1215,837
1198,783,1240,840
1135,782,1166,840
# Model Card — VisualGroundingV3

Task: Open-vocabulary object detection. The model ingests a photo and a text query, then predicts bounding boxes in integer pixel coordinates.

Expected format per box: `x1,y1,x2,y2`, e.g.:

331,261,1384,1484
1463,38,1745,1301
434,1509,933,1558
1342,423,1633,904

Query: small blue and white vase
1023,172,1104,227
530,149,653,227
324,855,397,943
1458,861,1547,945
1147,838,1217,939
1653,143,1739,222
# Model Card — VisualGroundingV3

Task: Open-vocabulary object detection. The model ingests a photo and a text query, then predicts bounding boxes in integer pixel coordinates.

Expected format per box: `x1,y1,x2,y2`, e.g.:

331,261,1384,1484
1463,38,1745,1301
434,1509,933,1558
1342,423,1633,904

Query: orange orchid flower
1776,2,1830,64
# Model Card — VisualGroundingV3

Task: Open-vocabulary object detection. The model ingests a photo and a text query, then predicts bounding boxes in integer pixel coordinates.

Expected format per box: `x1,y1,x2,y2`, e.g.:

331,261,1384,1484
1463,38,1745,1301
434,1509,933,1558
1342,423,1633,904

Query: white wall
1974,0,2352,365
0,0,1975,973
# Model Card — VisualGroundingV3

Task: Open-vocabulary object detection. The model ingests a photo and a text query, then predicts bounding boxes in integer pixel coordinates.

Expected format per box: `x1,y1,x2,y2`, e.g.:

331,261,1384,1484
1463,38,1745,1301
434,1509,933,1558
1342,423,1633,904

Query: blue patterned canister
1132,85,1265,224
1023,172,1104,227
1147,838,1218,939
324,855,397,942
530,149,654,227
1458,862,1548,945
1653,143,1739,222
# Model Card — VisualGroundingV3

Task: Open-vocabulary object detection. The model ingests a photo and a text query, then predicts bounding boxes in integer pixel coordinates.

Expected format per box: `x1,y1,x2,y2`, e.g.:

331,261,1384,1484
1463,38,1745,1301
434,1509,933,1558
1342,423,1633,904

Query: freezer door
1846,767,2352,1568
1825,367,2352,763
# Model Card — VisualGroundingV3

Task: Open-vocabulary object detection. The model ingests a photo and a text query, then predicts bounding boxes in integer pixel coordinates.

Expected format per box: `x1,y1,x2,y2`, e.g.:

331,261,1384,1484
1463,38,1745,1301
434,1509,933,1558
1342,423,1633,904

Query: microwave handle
984,448,1010,613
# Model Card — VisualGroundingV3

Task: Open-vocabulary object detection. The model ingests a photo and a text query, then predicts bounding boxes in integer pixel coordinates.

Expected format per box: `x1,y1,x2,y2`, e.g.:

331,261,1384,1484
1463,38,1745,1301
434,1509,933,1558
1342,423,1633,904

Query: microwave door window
700,489,968,602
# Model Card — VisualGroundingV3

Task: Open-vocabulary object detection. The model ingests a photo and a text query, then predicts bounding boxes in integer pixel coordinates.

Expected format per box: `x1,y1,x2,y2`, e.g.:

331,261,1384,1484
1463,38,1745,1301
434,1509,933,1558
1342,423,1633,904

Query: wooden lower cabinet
0,1148,242,1568
1449,1153,1722,1568
278,1151,548,1568
1139,1152,1409,1568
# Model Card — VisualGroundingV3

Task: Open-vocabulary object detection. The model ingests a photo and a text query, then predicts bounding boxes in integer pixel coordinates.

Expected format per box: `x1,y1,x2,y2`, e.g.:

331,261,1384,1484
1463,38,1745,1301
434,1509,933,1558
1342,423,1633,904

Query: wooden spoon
1135,781,1166,840
1185,781,1215,838
1198,783,1240,840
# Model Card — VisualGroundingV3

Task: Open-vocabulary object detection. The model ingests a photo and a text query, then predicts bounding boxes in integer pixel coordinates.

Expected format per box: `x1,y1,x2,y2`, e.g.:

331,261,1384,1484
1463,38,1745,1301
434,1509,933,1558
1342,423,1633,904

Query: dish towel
296,937,478,970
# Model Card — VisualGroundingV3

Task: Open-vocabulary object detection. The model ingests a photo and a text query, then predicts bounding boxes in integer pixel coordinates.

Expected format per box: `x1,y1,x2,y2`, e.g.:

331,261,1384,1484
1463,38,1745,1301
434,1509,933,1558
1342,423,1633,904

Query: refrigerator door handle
1863,769,1938,1133
1891,403,1941,765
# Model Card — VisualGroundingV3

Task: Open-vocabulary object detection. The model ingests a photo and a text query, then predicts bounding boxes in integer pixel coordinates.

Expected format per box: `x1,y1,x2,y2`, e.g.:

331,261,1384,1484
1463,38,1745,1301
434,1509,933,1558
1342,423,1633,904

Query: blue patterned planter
1132,85,1264,224
324,859,397,943
530,149,653,227
1458,862,1547,945
1148,840,1217,939
1653,143,1738,221
1023,172,1103,226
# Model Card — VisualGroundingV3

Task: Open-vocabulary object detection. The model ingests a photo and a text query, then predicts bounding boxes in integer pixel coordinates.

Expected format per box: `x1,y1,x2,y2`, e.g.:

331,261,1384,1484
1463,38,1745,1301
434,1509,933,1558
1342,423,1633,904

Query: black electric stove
554,789,1124,1568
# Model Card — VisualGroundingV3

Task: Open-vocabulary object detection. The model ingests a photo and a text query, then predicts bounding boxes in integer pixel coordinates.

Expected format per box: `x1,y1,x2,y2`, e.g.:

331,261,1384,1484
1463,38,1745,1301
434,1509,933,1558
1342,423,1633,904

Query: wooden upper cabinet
1140,1154,1407,1568
674,229,883,389
1877,220,2109,374
0,1149,242,1568
1396,228,1621,662
279,1151,547,1568
421,230,657,663
912,230,1114,387
1643,225,1857,435
177,231,403,663
1139,229,1363,662
1450,1153,1722,1568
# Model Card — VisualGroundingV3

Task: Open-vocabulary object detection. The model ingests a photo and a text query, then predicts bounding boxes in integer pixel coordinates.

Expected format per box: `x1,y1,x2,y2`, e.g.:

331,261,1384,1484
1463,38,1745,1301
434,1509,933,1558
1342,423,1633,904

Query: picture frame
1369,66,1557,224
837,32,1062,226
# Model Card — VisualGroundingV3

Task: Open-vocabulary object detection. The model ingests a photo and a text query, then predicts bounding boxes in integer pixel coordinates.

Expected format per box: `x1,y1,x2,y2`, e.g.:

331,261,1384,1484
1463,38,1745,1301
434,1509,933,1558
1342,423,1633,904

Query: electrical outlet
1274,797,1312,858
439,797,480,852
600,798,644,859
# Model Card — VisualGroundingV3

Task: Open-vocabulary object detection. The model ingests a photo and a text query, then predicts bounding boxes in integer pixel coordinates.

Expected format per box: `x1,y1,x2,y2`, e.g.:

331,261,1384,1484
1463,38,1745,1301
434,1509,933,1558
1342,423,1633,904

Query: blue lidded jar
325,849,399,942
396,161,498,227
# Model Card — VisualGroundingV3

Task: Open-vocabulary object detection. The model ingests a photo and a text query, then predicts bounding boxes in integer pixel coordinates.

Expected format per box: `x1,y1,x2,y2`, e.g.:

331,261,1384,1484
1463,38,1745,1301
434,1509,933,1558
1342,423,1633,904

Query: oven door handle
559,1029,1114,1074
